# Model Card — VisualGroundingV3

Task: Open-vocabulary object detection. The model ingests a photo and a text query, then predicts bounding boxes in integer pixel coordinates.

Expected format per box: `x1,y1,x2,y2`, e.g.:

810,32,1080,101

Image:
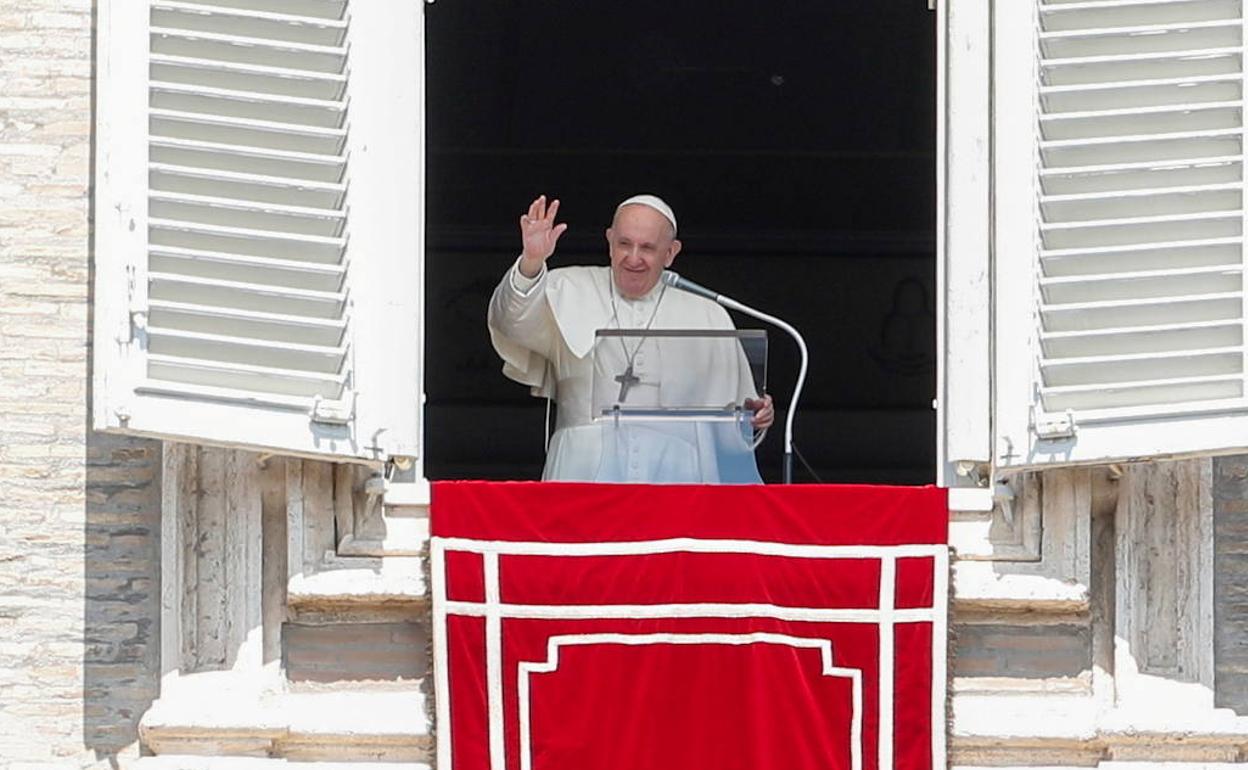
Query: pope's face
606,204,682,299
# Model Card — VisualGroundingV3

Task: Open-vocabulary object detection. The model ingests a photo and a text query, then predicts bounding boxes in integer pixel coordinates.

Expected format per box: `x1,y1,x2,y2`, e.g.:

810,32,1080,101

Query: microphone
660,270,720,302
660,270,810,484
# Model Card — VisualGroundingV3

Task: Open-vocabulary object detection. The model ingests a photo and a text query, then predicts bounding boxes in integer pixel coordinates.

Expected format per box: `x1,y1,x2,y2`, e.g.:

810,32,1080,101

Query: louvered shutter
941,0,1248,479
94,0,423,463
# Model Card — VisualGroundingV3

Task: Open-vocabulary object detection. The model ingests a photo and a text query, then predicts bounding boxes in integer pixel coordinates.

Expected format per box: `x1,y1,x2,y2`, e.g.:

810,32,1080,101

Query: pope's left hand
745,394,774,431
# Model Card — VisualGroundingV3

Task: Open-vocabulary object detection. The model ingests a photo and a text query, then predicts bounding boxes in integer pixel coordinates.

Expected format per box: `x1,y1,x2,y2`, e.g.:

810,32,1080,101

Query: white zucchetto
616,194,677,235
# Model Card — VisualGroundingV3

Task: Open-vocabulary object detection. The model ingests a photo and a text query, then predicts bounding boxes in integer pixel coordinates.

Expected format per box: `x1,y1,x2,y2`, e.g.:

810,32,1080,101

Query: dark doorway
424,1,937,483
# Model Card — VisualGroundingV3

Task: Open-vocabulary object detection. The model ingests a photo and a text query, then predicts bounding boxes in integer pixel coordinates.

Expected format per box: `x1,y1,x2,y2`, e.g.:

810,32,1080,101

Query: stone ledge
1098,764,1248,769
140,673,430,762
953,561,1089,613
287,554,427,613
952,692,1248,764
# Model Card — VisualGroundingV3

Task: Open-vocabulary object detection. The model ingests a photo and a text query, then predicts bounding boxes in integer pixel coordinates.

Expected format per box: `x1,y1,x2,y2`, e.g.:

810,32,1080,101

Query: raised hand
518,195,568,278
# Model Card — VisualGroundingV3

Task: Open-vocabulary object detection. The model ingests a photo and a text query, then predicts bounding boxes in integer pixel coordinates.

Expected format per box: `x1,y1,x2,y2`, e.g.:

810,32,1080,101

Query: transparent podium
588,328,767,484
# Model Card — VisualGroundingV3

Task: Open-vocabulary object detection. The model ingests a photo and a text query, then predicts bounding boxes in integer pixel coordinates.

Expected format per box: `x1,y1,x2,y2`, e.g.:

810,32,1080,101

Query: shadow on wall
84,8,163,751
1214,455,1248,716
82,431,162,761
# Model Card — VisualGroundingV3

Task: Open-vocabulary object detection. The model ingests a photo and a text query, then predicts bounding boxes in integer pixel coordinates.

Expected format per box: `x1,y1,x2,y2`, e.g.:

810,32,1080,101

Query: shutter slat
151,28,346,73
148,271,346,319
1041,20,1240,58
148,300,345,347
157,0,346,23
1040,292,1241,332
1040,212,1242,249
147,353,347,398
149,218,345,261
1045,0,1233,8
152,2,347,47
1041,320,1243,357
1042,237,1241,274
150,138,345,182
134,380,315,411
1042,51,1240,86
1043,45,1241,67
1042,77,1241,114
175,0,347,22
1041,129,1240,167
1040,158,1241,195
1040,265,1241,303
147,326,346,372
149,246,346,291
1040,0,1240,32
150,81,347,128
1042,346,1242,387
1039,102,1241,141
150,54,347,100
150,110,346,155
150,191,346,236
150,163,346,208
1042,126,1239,149
1041,182,1240,222
1041,375,1242,410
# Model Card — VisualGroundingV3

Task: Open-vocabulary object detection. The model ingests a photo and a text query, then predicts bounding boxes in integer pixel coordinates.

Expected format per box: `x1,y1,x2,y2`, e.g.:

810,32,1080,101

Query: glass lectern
587,329,768,484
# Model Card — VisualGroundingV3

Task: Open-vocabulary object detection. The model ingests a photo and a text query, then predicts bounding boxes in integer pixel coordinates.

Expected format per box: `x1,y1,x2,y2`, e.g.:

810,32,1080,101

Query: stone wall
284,622,425,684
0,2,163,766
1215,455,1248,714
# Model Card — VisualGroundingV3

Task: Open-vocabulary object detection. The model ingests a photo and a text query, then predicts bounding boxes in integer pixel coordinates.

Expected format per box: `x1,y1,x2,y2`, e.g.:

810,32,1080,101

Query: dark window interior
424,1,937,483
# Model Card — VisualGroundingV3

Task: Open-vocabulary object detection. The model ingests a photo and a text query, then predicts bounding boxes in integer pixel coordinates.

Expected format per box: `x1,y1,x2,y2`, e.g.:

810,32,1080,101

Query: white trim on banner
435,537,947,560
484,552,504,770
878,555,896,770
431,536,949,770
443,601,935,624
517,633,864,770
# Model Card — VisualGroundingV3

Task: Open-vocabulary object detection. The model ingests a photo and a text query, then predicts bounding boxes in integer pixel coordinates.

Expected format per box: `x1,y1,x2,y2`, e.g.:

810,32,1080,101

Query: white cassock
488,258,762,483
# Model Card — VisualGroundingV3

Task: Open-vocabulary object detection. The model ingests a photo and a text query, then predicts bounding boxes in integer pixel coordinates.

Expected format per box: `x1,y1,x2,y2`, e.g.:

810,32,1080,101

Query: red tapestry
431,482,948,770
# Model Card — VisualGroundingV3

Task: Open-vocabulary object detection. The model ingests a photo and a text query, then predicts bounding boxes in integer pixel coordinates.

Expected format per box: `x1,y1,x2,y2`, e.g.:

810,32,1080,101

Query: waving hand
518,195,568,278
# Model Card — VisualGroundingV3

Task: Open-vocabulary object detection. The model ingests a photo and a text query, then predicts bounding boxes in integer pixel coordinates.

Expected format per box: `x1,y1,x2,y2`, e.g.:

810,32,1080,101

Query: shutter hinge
310,395,354,425
1033,408,1077,441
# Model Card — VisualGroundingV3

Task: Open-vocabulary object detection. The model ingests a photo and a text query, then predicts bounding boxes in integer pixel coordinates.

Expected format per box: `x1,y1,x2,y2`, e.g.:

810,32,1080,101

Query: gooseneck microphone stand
660,271,809,484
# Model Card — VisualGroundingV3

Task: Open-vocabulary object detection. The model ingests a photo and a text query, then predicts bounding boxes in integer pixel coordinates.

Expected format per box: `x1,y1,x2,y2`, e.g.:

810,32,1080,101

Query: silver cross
614,365,640,402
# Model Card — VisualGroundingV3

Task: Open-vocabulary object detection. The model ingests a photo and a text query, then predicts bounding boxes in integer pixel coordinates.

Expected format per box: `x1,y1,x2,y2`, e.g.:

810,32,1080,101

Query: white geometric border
516,632,864,770
431,537,949,770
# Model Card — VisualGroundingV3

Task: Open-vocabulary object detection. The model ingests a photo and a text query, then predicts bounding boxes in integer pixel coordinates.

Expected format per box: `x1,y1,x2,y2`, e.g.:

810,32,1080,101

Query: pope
488,194,775,481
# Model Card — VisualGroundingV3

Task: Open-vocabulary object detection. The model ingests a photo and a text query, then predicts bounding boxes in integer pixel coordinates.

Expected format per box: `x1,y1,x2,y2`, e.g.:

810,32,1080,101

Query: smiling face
605,204,682,299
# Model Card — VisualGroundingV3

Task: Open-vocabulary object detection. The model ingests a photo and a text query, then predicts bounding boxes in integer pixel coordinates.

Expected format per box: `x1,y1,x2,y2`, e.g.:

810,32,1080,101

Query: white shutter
973,0,1248,470
94,0,423,463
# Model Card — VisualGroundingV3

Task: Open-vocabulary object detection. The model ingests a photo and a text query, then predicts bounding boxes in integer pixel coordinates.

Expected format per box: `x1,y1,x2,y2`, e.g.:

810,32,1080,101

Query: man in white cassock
488,194,775,482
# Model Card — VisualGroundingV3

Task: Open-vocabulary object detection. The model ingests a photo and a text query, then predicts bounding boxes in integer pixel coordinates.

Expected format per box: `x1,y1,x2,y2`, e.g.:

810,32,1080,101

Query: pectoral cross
614,364,640,402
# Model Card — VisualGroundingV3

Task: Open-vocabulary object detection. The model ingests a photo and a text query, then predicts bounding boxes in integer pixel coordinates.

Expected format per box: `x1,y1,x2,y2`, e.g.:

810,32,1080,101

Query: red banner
431,482,948,770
